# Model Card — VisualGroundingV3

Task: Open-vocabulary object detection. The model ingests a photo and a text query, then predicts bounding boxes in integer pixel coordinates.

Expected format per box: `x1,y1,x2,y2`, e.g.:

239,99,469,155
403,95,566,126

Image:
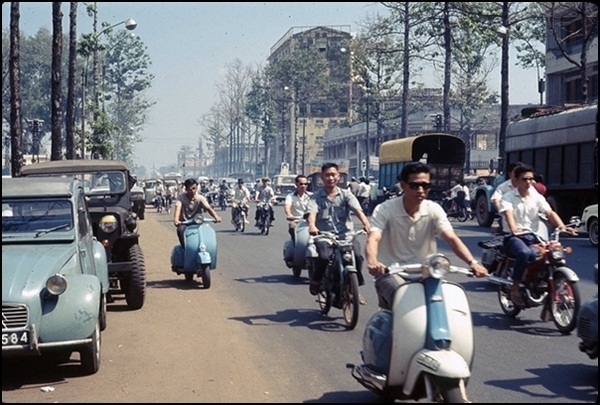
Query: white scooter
349,253,474,403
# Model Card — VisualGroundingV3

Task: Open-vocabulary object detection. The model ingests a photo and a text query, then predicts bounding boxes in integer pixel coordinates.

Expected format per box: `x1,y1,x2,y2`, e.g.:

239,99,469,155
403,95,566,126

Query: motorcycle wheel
498,284,522,317
551,272,580,334
317,282,331,315
457,208,468,222
200,264,211,289
263,217,271,235
292,266,302,277
184,272,194,282
341,271,360,330
240,212,246,233
426,374,469,403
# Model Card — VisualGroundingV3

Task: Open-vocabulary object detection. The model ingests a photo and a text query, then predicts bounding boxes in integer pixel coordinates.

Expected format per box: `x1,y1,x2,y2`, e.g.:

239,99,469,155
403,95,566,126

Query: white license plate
2,330,29,346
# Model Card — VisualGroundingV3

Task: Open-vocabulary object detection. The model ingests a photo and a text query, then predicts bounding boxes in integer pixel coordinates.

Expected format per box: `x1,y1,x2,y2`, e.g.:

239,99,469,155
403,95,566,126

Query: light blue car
2,177,109,375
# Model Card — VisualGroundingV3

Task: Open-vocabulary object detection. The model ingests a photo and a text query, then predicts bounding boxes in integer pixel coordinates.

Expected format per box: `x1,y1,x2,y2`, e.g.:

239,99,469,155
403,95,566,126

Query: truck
473,103,598,227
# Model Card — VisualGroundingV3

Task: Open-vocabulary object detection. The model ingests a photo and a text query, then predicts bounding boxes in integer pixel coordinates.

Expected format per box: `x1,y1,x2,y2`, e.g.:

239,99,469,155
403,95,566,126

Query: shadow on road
229,308,358,332
485,362,597,403
234,273,309,286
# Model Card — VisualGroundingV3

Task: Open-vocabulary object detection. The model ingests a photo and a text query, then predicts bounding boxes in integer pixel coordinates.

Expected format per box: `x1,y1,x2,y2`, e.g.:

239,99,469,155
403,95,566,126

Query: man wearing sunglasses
365,162,488,310
499,164,576,308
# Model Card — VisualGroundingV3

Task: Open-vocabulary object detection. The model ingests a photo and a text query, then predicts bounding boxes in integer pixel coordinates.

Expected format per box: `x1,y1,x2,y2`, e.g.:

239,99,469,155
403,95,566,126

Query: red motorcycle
481,217,581,334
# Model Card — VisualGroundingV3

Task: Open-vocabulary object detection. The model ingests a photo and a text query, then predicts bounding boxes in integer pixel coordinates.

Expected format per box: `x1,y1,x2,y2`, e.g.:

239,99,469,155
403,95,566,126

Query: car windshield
2,199,73,234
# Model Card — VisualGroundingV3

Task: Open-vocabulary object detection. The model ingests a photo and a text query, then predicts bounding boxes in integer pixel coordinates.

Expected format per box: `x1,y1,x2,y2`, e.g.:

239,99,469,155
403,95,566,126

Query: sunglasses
297,183,308,186
407,182,432,190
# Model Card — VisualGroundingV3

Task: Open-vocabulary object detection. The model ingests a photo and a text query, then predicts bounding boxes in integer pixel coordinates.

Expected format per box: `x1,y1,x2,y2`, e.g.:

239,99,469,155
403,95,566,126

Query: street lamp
80,16,136,159
497,3,509,175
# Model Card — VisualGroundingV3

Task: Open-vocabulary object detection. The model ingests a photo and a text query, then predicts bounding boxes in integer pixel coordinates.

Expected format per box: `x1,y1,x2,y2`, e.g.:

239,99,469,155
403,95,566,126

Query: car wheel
587,217,598,247
125,244,146,310
80,318,101,375
475,194,494,227
99,293,107,331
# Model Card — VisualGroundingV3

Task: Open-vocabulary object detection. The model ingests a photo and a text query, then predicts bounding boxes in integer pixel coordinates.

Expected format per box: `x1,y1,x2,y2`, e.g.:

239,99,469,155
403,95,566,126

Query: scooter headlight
424,253,451,279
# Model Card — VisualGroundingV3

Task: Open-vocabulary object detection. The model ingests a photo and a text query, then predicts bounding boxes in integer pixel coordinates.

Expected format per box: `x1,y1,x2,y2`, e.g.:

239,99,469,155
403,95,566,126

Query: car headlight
46,274,67,295
424,253,451,279
99,215,118,233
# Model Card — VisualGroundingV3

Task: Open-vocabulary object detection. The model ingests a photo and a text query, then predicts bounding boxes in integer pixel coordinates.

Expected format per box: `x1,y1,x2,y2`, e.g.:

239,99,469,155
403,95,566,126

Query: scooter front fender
198,250,212,265
402,349,471,396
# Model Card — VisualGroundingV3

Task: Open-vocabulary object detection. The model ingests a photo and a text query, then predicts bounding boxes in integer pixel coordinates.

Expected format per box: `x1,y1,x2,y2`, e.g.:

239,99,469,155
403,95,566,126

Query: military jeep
20,160,146,310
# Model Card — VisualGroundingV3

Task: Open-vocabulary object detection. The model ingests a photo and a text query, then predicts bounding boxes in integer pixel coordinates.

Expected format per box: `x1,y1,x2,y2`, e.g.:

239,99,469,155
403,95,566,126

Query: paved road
2,205,598,403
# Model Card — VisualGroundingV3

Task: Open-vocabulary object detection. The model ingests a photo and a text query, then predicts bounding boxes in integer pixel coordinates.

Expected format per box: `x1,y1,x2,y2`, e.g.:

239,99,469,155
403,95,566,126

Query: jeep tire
125,244,146,310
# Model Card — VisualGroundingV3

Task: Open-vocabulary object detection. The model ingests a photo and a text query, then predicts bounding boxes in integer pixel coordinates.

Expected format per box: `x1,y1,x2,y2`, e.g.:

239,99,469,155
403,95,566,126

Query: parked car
142,178,161,205
580,203,598,247
20,160,147,310
2,177,109,375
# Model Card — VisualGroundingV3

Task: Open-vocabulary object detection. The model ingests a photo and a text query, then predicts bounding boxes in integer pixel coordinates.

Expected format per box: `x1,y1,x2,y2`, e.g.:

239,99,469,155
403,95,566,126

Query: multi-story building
267,25,354,175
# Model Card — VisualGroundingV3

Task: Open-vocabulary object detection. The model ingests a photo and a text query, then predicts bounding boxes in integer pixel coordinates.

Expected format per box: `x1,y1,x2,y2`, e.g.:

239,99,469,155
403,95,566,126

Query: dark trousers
255,205,274,221
176,224,188,246
504,233,537,283
311,238,365,286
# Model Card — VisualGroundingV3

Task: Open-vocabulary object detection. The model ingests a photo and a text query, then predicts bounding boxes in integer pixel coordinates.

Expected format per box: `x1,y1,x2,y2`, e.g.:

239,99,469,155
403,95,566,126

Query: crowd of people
163,158,564,318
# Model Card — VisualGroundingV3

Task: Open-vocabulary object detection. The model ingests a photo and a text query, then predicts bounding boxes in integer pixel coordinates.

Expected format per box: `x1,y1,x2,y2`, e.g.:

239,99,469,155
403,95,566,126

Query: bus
378,133,466,202
504,103,598,222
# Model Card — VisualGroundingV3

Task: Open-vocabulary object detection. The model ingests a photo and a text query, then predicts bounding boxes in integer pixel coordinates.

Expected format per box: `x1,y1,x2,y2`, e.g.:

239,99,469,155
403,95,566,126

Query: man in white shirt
284,174,312,242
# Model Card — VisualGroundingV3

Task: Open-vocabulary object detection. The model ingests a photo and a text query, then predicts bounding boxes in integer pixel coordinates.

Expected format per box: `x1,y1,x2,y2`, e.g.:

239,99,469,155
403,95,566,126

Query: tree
50,2,63,161
65,2,77,160
265,47,330,172
541,2,598,104
9,2,23,176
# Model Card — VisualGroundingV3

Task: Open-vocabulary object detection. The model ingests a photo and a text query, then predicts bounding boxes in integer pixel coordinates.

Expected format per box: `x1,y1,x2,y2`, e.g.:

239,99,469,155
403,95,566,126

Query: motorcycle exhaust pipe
487,275,513,287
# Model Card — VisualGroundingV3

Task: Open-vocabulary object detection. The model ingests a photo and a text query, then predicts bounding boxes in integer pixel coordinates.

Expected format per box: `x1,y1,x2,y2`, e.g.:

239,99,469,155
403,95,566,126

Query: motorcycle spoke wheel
317,284,331,315
498,285,521,317
342,272,360,329
550,273,580,334
264,218,271,235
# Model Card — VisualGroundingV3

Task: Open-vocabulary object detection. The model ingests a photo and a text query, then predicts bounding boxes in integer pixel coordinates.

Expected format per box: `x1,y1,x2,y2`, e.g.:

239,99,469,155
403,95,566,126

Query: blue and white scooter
283,218,313,279
170,214,217,289
349,253,475,403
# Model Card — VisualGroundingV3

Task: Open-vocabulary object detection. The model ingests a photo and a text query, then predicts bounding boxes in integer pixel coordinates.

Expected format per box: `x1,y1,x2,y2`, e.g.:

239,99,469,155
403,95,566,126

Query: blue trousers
503,234,537,283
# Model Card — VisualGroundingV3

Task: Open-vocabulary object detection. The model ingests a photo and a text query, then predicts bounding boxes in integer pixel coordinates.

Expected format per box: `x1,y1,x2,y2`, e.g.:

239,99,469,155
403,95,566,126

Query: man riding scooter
173,178,221,246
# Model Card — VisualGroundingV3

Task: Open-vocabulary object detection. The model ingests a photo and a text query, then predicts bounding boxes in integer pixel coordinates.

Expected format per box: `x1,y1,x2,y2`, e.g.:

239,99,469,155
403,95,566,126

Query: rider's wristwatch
468,259,478,266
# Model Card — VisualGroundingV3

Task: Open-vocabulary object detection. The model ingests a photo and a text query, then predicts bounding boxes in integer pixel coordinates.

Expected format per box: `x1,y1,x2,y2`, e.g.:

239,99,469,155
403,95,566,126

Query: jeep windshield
2,199,73,234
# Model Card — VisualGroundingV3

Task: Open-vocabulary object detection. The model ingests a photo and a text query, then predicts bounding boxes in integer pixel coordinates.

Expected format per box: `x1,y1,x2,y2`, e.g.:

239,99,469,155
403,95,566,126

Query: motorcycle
482,217,581,334
170,214,217,289
231,200,247,232
309,230,366,330
155,194,164,213
218,190,228,211
349,254,474,403
283,217,313,279
256,200,273,235
577,262,598,360
440,191,469,222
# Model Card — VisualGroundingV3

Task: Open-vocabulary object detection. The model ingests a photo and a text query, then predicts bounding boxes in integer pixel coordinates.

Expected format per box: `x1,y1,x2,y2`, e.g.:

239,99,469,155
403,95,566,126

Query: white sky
2,2,542,170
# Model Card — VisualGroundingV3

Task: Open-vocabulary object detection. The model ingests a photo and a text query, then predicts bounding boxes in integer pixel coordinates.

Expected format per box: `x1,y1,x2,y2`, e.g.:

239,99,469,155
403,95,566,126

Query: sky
2,2,543,171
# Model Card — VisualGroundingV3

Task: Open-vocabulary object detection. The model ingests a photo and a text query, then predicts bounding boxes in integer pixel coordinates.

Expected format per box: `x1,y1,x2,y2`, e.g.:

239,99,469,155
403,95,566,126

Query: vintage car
2,177,109,375
20,160,147,310
580,203,598,247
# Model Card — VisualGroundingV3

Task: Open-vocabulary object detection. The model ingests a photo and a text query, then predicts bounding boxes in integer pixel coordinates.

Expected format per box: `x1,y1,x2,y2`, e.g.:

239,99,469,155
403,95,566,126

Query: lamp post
80,13,136,159
364,76,370,179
